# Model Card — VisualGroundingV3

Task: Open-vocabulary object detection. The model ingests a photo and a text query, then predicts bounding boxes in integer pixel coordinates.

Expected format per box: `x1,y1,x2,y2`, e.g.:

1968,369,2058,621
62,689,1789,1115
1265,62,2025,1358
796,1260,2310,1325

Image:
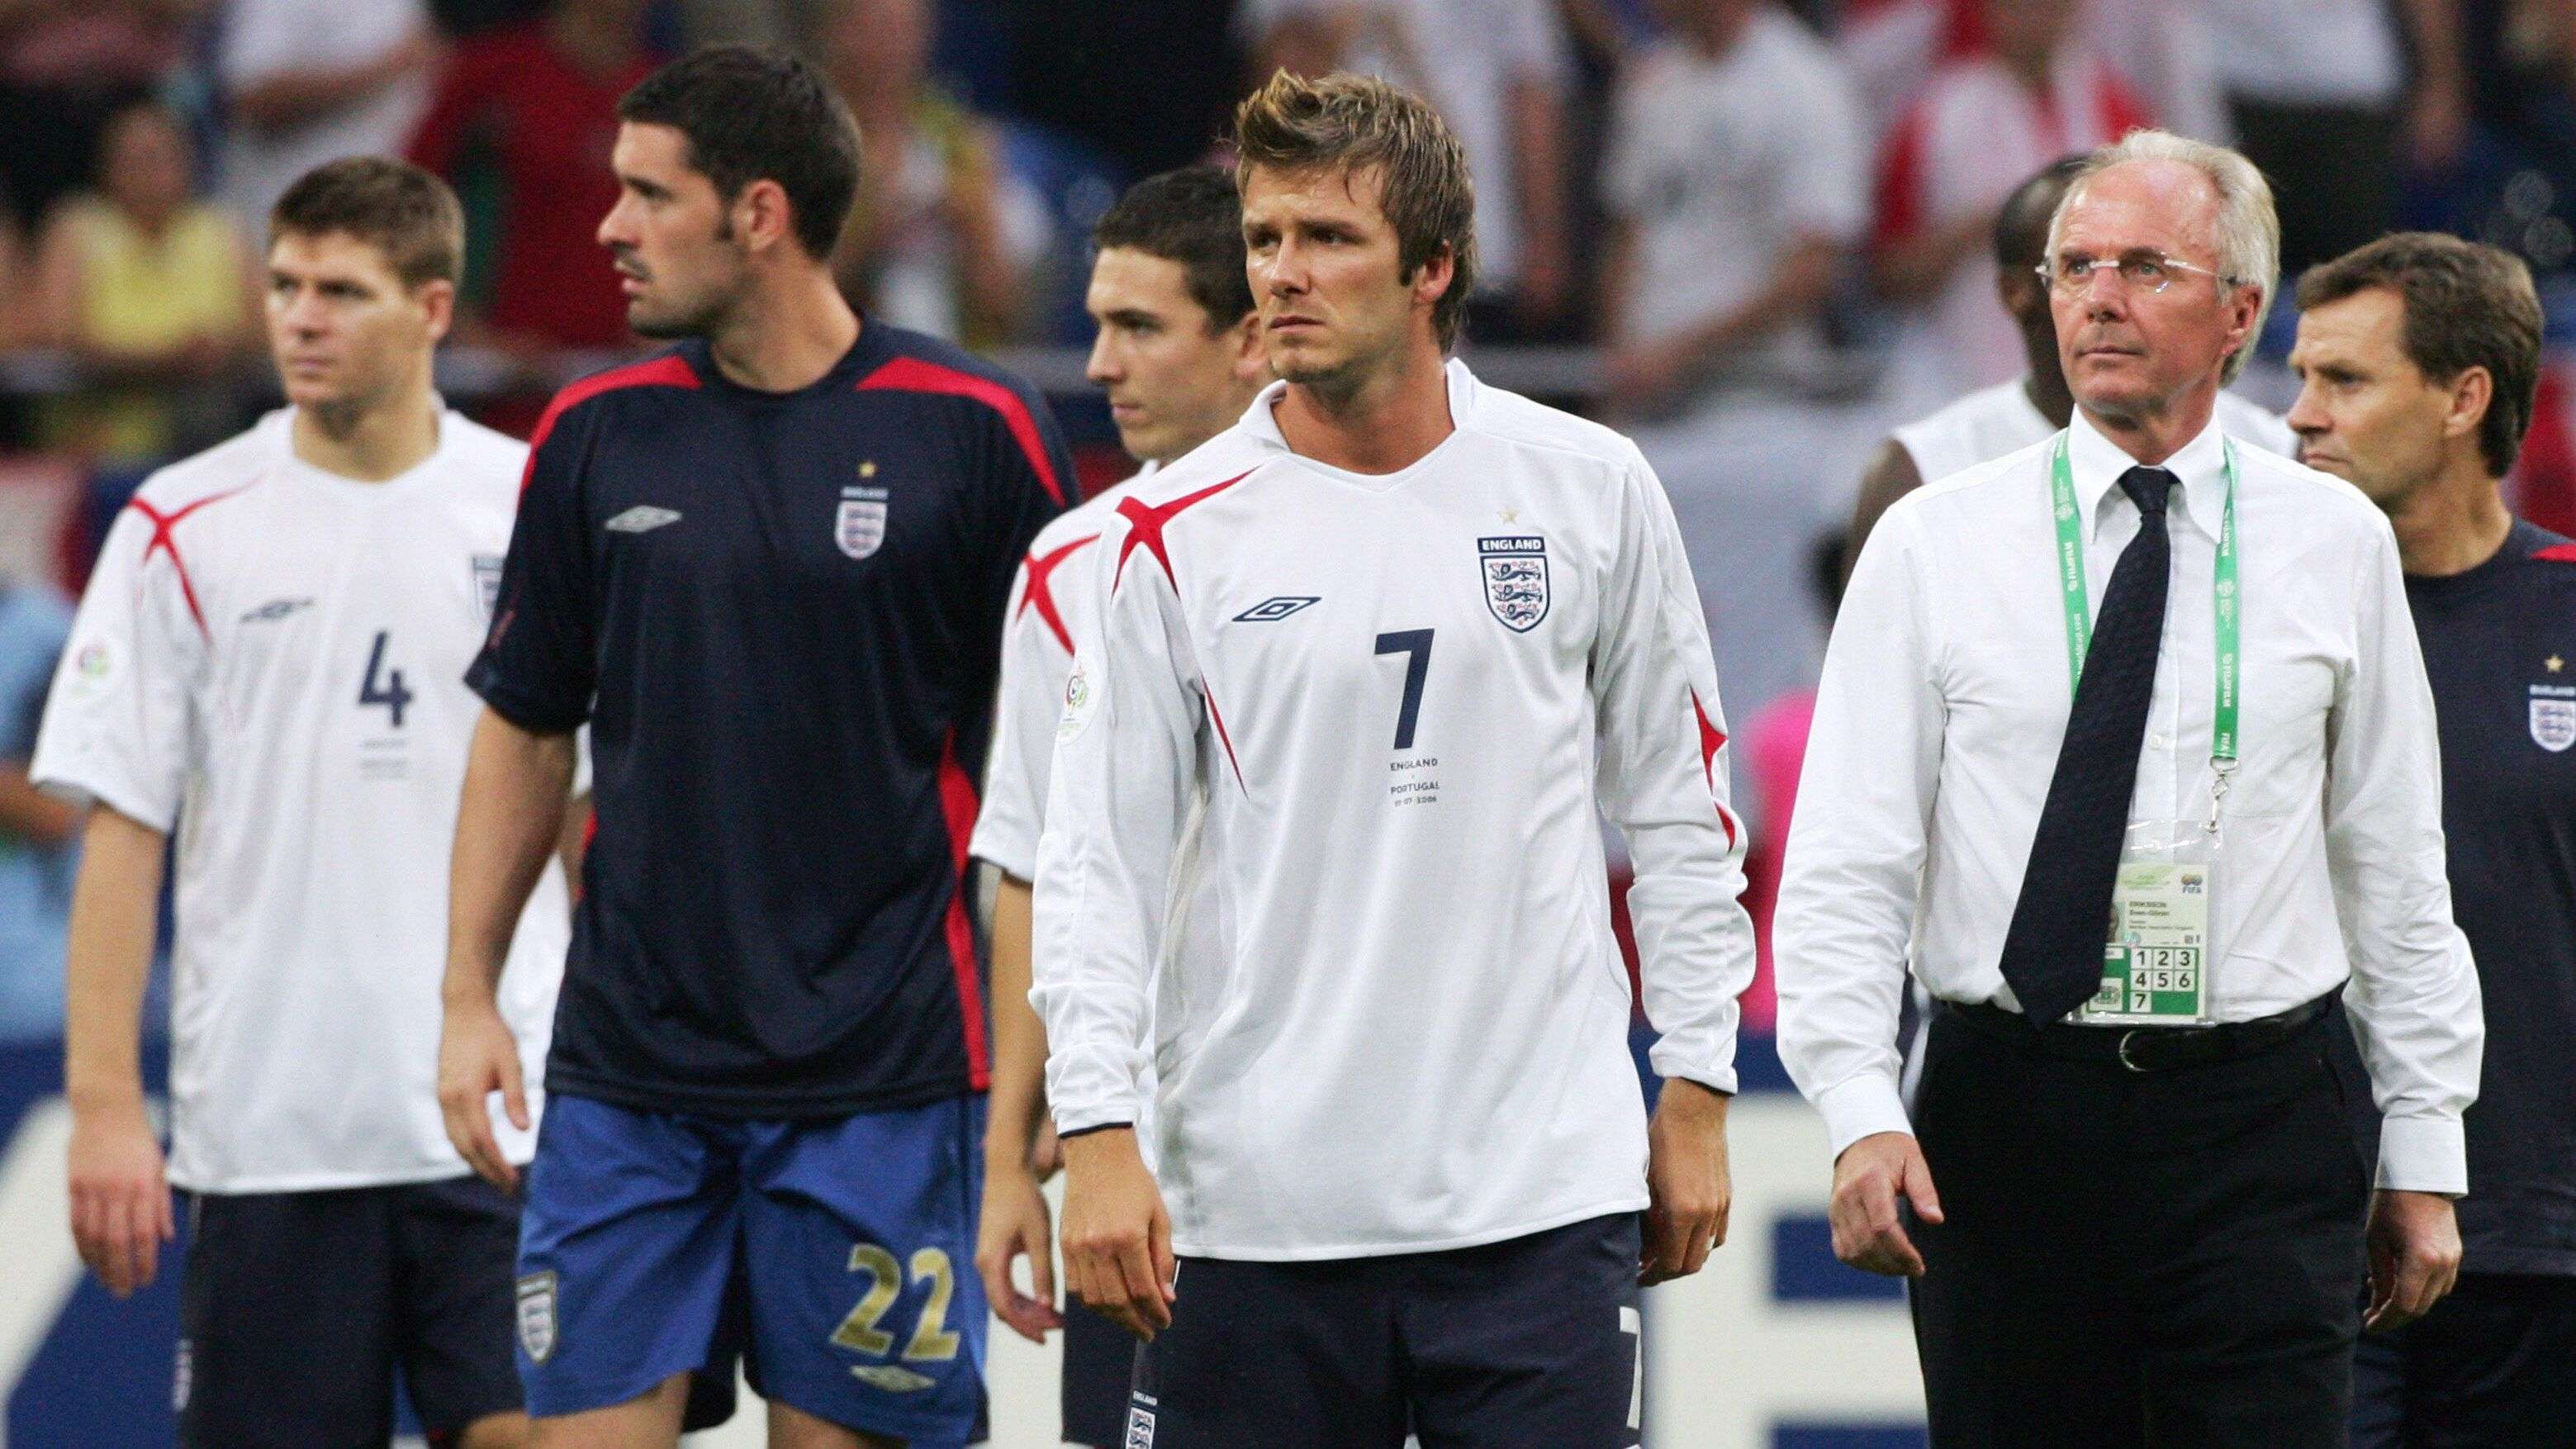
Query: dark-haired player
2287,232,2576,1449
439,45,1070,1449
36,157,565,1449
969,164,1264,1449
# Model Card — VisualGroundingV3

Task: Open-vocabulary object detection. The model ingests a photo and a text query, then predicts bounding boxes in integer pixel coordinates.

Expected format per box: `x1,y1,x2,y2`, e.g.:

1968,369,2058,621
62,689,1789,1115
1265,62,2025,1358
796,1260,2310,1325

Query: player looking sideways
36,157,567,1449
969,164,1265,1449
2285,233,2576,1446
439,45,1070,1449
1034,70,1755,1447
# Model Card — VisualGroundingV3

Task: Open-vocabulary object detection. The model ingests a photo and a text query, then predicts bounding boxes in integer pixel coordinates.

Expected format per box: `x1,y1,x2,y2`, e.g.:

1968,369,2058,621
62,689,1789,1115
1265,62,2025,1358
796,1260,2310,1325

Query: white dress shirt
1777,406,2483,1193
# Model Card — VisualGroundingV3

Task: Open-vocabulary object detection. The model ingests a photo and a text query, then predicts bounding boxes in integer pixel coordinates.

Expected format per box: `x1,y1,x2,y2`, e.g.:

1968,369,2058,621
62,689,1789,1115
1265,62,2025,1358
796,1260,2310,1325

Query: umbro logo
240,597,314,624
1233,596,1319,623
605,505,682,534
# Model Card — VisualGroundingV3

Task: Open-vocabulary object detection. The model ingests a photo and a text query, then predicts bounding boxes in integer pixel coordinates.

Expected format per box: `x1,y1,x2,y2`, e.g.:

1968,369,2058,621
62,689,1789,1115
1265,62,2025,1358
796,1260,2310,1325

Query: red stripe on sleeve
519,353,702,493
859,355,1068,507
125,486,254,638
1872,100,1933,253
936,732,993,1088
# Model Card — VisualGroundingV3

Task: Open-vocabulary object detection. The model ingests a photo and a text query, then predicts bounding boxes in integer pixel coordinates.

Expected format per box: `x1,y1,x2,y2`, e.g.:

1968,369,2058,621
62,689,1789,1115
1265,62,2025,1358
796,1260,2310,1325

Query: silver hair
2047,128,2281,383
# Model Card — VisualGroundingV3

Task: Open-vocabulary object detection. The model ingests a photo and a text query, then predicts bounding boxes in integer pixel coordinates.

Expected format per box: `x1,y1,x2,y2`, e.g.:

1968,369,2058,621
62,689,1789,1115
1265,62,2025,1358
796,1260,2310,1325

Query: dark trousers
2350,1272,2576,1448
1907,1004,2370,1449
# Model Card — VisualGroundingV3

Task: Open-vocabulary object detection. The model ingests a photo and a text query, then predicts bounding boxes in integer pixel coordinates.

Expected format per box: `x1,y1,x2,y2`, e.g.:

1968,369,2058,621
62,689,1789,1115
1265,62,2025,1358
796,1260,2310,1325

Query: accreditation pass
2076,862,2212,1025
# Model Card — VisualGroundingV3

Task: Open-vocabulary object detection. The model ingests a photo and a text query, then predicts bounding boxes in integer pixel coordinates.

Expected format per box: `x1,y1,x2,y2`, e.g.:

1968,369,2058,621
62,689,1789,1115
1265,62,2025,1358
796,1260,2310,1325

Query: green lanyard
2047,432,2242,793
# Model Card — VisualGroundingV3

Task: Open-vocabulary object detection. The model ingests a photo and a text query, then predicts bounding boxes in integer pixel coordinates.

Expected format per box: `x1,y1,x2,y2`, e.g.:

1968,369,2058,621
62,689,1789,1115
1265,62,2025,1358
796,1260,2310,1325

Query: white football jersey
33,408,568,1193
1893,375,2299,486
1034,362,1757,1259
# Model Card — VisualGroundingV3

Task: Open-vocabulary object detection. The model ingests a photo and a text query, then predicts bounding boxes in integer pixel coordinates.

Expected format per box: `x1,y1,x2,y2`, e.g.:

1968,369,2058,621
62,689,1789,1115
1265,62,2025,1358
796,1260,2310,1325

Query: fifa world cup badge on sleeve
515,1271,558,1362
1059,653,1100,742
1478,535,1549,632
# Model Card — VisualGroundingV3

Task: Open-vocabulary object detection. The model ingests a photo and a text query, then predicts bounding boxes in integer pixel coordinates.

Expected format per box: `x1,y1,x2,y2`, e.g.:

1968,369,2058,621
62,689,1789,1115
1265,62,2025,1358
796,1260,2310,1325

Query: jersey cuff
1646,1034,1739,1096
1056,1121,1134,1142
965,824,1037,884
2375,1114,2468,1196
1815,1071,1915,1159
29,767,175,834
465,662,589,735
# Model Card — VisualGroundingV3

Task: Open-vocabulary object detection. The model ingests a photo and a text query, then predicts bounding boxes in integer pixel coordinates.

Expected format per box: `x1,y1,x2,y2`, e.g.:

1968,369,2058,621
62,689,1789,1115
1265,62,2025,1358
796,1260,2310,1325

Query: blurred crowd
2,0,2574,1040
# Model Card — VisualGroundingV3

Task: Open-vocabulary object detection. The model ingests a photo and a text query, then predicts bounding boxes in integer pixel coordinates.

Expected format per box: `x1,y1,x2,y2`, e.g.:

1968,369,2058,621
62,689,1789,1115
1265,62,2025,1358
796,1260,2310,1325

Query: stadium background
0,0,2570,1442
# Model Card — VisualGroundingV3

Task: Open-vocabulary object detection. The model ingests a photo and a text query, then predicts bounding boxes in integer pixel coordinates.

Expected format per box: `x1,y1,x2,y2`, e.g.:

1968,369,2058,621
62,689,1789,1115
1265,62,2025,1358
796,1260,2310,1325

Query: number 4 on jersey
358,630,412,728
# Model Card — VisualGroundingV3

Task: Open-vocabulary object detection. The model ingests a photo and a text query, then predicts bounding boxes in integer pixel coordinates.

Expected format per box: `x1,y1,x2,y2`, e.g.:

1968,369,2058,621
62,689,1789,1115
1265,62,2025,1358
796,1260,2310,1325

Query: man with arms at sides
1036,70,1753,1448
1846,154,2298,582
1777,130,2482,1447
2285,232,2576,1449
969,164,1264,1449
33,157,568,1449
440,45,1070,1449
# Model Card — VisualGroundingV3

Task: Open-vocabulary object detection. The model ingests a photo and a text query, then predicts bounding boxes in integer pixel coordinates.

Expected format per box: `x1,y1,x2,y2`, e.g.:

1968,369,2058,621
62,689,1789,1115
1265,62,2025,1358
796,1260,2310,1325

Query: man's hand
975,1160,1064,1344
1641,1079,1732,1285
68,1097,173,1298
1829,1131,1943,1277
436,993,528,1193
1059,1128,1176,1341
2365,1189,2462,1332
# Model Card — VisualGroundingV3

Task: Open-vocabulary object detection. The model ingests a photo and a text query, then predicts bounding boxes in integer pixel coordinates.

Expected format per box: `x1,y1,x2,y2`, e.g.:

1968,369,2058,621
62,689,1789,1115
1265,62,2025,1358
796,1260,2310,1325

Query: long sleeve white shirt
1032,362,1757,1258
1776,408,2483,1193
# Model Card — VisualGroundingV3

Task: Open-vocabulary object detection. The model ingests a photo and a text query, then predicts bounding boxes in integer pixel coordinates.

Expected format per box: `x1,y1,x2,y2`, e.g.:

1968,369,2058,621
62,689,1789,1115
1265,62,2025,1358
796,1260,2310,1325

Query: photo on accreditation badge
8,6,2574,1448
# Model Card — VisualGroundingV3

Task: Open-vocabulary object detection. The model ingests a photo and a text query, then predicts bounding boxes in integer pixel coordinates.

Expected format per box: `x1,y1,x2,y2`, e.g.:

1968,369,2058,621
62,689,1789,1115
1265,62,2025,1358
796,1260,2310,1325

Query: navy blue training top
2342,520,2576,1274
468,324,1070,1118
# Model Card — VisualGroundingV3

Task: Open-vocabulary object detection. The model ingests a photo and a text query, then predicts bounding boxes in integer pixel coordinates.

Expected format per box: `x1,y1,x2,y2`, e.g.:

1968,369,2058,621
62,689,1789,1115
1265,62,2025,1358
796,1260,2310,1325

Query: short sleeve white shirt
33,409,568,1193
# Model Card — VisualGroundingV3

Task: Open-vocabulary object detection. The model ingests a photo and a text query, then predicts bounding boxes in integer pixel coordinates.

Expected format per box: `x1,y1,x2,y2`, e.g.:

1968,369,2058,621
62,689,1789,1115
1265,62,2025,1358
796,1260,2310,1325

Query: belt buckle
2117,1029,2151,1072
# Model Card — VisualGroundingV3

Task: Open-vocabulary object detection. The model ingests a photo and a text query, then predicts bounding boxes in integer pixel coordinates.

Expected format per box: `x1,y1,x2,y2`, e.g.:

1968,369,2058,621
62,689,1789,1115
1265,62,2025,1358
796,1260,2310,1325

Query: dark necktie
1997,465,2175,1024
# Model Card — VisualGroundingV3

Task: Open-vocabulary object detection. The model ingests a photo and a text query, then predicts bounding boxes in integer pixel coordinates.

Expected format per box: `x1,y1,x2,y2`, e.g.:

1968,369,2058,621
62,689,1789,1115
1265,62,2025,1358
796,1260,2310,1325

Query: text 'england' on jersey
469,326,1072,1118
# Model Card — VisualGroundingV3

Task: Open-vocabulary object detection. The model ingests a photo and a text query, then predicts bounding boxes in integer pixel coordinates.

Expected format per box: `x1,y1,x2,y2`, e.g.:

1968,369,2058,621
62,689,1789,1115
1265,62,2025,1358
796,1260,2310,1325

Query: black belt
1937,994,2333,1073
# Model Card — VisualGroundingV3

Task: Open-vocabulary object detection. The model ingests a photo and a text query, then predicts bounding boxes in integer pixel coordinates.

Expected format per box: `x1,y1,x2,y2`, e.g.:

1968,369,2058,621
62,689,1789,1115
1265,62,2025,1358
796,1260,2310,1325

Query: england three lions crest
2534,695,2576,753
1479,535,1549,633
837,486,890,559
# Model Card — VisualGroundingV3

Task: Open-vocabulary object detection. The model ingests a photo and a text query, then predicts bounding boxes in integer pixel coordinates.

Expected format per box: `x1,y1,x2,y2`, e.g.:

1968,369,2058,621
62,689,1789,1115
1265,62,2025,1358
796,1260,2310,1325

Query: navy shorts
1127,1212,1644,1449
1061,1299,1135,1447
515,1091,987,1443
178,1175,522,1448
2350,1271,2576,1449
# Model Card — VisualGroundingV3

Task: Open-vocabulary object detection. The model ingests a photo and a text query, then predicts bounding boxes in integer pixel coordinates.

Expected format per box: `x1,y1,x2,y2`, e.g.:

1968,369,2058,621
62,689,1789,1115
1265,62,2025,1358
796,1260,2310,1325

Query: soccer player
970,164,1265,1449
2285,233,2576,1447
1035,71,1754,1447
439,47,1070,1449
34,157,567,1449
1846,154,2297,578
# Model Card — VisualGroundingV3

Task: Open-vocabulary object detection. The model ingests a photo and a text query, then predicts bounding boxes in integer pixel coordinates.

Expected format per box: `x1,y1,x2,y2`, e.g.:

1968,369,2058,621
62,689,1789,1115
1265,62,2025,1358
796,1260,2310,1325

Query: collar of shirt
1242,357,1480,454
2065,402,2232,545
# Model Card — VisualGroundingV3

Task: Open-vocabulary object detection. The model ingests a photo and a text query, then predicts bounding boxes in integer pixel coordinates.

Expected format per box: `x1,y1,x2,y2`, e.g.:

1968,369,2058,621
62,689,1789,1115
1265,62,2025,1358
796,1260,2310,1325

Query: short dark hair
617,45,860,261
1235,69,1477,349
1091,166,1255,330
2296,232,2546,477
1994,154,2088,273
270,156,467,287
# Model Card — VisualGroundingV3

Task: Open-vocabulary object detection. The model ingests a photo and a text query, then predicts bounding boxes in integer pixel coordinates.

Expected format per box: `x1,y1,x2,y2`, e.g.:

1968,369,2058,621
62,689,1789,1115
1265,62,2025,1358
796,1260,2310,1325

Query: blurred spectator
1244,0,1575,340
0,0,195,234
824,0,1036,345
993,0,1242,182
1870,0,2151,407
406,0,662,354
2204,0,2467,276
1599,0,1865,417
1732,531,1846,1035
1841,0,2223,142
216,0,439,227
30,101,258,463
2467,0,2576,270
0,577,76,1043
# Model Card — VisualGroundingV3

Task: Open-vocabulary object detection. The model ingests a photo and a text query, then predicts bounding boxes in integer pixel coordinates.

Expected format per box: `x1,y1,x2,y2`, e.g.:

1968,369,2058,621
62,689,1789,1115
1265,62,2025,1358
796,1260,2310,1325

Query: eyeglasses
2037,254,2229,296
